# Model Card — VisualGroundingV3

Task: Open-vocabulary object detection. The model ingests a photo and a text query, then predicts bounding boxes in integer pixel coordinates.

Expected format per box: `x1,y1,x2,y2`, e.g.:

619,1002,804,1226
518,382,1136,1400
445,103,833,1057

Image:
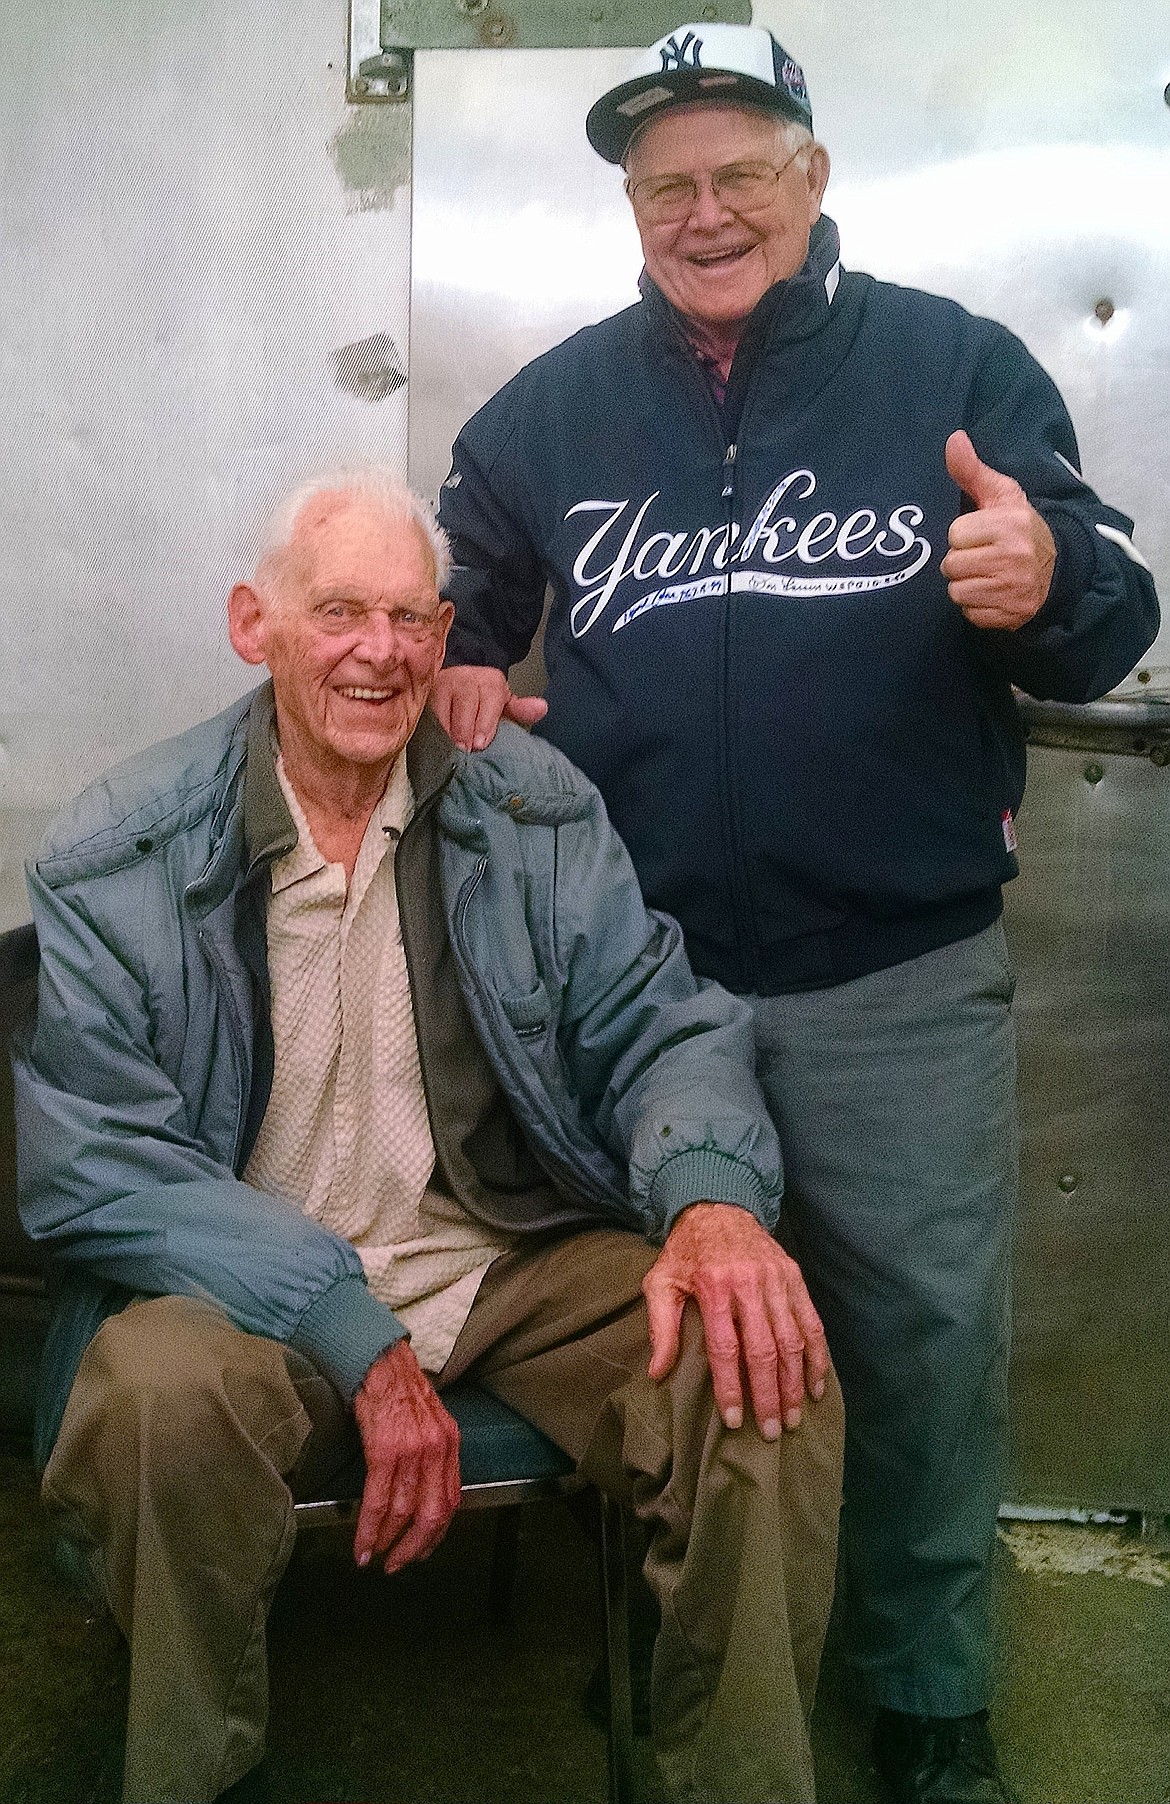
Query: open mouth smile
690,244,757,270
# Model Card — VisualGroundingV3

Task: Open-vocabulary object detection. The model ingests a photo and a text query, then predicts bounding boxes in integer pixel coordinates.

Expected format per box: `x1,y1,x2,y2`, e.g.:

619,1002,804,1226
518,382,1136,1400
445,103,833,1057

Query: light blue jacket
15,688,781,1466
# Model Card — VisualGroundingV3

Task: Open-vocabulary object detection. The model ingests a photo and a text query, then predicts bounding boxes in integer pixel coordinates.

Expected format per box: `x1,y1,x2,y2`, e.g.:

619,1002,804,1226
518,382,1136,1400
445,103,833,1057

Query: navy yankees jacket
439,216,1160,994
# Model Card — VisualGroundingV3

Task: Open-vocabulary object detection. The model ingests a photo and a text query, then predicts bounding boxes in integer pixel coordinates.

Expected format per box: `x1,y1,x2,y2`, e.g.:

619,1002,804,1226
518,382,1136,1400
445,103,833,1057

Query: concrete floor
1,1447,1167,1804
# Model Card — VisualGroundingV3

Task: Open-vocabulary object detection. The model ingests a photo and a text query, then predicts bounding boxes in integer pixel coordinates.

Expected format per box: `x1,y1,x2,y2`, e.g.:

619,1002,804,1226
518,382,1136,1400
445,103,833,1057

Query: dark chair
0,924,47,1435
0,923,636,1804
293,1381,636,1804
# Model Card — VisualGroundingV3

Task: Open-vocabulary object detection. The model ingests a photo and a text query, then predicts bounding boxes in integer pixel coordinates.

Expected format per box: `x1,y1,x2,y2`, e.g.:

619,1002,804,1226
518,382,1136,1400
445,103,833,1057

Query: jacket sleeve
14,865,406,1401
960,323,1160,700
549,789,783,1238
438,371,551,674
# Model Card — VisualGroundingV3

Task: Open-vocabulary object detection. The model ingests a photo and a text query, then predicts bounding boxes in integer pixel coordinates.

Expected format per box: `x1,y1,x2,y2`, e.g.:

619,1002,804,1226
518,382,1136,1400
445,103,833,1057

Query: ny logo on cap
659,31,703,71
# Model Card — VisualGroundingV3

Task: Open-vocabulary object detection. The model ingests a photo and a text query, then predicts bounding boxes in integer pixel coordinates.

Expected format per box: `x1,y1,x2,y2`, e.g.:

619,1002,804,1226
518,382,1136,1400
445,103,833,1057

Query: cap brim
586,69,810,164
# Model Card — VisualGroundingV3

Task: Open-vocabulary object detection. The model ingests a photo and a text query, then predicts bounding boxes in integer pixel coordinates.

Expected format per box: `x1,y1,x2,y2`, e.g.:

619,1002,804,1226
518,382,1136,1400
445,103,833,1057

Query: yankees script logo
564,469,934,638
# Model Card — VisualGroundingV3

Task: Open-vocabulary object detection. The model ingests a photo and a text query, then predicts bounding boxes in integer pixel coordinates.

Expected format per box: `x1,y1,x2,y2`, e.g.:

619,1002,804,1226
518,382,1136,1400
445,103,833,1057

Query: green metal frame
351,0,752,100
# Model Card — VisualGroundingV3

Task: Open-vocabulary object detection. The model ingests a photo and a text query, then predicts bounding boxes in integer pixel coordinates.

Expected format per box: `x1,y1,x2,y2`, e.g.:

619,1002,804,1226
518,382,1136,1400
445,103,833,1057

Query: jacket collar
406,705,460,818
639,212,844,358
242,681,296,878
240,683,458,881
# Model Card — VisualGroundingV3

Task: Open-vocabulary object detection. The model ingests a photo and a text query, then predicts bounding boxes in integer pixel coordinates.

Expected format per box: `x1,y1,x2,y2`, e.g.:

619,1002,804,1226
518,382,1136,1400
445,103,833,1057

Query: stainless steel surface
409,12,1170,1509
1004,744,1170,1512
1019,696,1170,759
409,46,644,496
0,2,413,931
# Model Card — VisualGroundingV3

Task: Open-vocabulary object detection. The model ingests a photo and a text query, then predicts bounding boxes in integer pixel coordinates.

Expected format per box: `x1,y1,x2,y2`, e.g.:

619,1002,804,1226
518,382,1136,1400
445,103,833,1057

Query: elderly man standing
15,470,841,1804
431,23,1161,1803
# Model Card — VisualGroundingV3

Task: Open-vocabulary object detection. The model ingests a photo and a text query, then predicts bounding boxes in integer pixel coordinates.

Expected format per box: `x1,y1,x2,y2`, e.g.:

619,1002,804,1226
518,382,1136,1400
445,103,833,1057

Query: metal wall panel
0,0,413,931
1006,738,1170,1511
409,9,1170,1508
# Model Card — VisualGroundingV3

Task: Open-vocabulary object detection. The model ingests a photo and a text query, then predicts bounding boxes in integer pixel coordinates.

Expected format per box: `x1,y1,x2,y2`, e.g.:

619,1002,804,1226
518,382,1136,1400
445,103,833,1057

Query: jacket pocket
498,978,551,1041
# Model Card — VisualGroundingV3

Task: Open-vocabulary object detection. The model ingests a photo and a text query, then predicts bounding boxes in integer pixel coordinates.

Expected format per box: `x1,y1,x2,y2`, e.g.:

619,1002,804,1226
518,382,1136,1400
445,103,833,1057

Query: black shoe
872,1709,1019,1804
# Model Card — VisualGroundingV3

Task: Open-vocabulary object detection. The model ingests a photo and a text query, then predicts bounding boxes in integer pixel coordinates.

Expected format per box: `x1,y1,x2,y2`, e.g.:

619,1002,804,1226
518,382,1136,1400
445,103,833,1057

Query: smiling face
625,104,830,342
229,492,453,798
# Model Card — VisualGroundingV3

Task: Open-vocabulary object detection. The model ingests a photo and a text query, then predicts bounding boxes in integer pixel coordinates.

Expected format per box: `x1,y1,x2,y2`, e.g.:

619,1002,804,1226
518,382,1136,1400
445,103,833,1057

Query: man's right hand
351,1339,462,1575
432,665,548,751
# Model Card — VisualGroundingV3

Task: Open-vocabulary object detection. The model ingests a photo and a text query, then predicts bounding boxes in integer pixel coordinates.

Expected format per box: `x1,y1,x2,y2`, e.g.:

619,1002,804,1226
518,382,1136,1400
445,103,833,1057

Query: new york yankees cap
585,22,813,166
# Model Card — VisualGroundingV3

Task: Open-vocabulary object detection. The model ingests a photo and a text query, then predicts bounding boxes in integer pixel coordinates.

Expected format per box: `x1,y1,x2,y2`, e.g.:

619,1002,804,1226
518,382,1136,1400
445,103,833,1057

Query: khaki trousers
42,1229,844,1804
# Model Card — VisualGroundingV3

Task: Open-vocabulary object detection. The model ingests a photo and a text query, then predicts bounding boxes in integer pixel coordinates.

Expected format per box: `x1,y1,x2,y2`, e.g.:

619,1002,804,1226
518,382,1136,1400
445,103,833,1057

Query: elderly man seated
14,471,843,1804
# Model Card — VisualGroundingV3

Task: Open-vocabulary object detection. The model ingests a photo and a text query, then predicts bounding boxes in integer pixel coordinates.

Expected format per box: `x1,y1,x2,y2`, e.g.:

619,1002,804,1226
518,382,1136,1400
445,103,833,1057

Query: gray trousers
749,922,1017,1717
43,1228,844,1804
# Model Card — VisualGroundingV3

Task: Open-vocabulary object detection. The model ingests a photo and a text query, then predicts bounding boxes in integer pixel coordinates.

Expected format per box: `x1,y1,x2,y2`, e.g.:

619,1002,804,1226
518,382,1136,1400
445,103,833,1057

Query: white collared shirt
245,754,514,1373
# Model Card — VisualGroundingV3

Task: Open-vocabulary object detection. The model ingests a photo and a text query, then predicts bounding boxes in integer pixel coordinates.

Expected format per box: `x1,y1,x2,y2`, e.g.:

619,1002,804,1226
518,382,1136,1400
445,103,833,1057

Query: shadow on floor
2,1450,1167,1803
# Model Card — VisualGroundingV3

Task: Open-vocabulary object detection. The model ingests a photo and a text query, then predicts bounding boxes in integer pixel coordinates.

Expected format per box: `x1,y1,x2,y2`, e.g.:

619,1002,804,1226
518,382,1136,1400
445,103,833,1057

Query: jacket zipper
690,344,765,995
196,925,249,1164
455,853,489,940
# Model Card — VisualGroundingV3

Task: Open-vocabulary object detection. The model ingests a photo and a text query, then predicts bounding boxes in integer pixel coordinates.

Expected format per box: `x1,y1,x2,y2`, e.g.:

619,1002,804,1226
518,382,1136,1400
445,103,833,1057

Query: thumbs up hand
941,429,1057,630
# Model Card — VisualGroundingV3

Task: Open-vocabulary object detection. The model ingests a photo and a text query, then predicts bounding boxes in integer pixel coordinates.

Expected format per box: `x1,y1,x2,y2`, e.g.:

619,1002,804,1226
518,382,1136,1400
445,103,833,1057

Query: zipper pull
721,441,737,500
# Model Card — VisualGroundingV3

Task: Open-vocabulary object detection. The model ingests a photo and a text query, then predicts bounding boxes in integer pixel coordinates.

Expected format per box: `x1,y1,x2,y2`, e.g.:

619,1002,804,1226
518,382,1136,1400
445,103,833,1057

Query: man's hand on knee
643,1203,829,1442
352,1340,462,1574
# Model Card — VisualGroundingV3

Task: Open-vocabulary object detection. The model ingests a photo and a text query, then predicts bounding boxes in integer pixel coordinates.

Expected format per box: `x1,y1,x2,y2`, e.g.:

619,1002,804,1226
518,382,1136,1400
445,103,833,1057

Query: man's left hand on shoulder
942,428,1057,631
644,1201,829,1441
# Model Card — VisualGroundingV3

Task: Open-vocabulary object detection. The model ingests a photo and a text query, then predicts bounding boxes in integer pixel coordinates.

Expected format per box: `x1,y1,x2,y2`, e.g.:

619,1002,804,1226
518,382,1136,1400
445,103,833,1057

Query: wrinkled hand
643,1202,829,1441
941,429,1057,630
352,1339,461,1574
432,665,549,751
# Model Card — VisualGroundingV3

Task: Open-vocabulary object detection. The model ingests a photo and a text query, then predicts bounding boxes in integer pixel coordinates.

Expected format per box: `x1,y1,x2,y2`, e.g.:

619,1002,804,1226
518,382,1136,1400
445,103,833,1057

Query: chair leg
597,1491,636,1804
487,1505,522,1626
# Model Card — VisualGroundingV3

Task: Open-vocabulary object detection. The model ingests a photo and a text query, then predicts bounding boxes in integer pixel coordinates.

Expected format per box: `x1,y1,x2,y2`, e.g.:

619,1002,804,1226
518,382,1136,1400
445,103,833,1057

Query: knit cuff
647,1147,778,1237
290,1274,407,1401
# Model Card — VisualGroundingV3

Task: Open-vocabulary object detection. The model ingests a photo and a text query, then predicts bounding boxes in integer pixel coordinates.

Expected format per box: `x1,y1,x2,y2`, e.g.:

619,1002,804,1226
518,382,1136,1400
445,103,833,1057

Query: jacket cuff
1022,506,1097,633
290,1275,407,1401
648,1147,778,1237
443,631,511,676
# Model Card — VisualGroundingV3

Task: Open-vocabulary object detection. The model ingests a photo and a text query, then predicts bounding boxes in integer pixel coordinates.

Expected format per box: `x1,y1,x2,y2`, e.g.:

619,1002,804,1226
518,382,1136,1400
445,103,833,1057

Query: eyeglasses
310,599,445,644
626,149,805,225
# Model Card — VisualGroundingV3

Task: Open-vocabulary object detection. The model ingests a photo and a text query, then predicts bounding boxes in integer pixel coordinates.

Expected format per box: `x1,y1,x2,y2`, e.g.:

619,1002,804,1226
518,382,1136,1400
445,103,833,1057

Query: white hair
623,106,814,172
256,466,452,591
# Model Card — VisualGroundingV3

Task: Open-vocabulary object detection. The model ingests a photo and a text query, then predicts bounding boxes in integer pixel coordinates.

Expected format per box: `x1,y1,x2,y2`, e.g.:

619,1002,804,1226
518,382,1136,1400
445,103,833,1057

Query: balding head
228,476,454,799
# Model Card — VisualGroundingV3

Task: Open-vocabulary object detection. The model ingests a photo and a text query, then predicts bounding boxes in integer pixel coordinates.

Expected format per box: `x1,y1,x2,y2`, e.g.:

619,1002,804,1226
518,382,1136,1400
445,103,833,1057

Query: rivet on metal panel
482,15,515,43
1093,298,1115,326
1150,745,1170,768
702,4,718,15
1136,668,1152,684
1057,1173,1080,1194
456,0,489,14
1083,762,1105,785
